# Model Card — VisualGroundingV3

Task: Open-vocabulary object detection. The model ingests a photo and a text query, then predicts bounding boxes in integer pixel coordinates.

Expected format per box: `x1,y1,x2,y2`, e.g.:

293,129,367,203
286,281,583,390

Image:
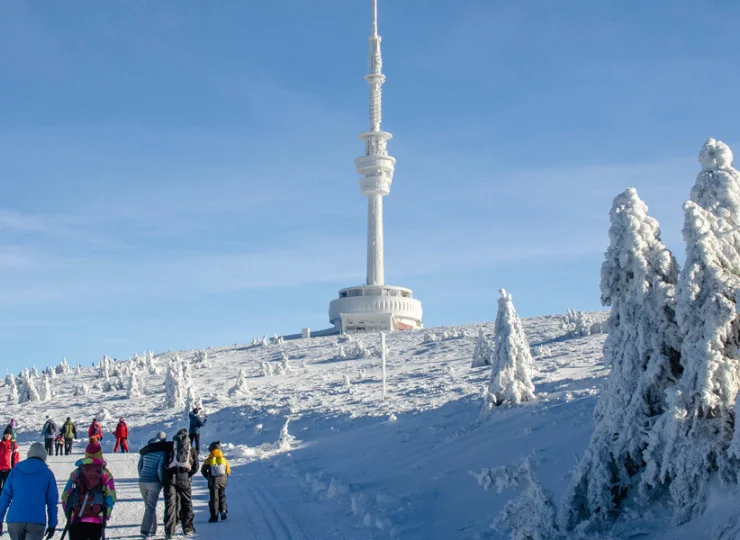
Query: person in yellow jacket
201,441,231,523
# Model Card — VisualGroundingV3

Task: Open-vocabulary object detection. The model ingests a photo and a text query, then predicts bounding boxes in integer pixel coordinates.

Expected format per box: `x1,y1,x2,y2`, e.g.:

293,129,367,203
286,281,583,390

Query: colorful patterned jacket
61,458,116,524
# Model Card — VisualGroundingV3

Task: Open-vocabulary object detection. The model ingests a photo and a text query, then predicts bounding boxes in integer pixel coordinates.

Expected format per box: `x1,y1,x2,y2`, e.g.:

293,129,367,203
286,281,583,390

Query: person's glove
44,527,55,539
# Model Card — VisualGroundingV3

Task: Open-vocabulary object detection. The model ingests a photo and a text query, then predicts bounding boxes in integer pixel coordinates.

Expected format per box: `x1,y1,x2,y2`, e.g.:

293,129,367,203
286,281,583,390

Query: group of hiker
0,407,231,540
38,416,131,459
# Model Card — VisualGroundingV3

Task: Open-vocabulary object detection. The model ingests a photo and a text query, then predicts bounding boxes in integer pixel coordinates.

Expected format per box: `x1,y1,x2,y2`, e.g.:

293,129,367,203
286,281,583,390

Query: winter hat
208,441,221,452
156,431,166,441
3,425,12,436
28,442,47,462
85,442,103,460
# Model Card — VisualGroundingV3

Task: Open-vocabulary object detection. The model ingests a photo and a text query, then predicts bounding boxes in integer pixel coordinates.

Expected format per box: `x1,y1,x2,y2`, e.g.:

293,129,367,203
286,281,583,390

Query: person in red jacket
0,429,20,491
113,417,129,453
88,418,103,442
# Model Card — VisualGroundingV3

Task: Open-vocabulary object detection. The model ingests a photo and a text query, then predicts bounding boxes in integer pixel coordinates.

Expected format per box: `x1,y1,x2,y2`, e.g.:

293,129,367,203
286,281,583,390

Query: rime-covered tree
127,370,142,398
56,357,70,375
229,368,250,397
17,370,40,404
644,142,740,522
481,290,535,416
472,328,493,367
164,359,186,409
6,374,17,404
41,374,52,401
559,188,682,531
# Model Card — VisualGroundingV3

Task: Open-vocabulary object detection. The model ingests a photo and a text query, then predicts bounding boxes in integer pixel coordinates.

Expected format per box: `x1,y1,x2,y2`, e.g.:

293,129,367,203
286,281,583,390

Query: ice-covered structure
328,0,423,333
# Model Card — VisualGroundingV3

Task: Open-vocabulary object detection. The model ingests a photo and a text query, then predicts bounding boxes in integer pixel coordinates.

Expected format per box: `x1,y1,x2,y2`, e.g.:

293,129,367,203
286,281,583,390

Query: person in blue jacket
0,442,59,540
137,432,170,539
188,408,206,455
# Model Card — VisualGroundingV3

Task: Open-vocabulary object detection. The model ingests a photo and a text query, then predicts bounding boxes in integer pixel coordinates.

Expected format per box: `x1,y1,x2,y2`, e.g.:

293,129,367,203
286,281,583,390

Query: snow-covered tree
6,374,17,404
184,385,202,416
31,366,38,378
17,370,40,404
471,328,493,367
644,139,740,522
480,290,535,416
559,309,592,338
41,374,52,401
559,188,682,531
127,370,142,398
73,383,90,397
228,368,250,397
260,361,274,377
164,359,186,409
74,365,82,376
56,357,70,375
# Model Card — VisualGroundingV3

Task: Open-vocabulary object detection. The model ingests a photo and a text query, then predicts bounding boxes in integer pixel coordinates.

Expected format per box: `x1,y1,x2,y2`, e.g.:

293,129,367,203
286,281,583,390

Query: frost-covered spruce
471,328,493,367
17,370,40,404
645,141,740,522
74,365,82,376
41,374,52,401
560,188,682,531
6,374,18,404
559,309,592,339
127,370,142,398
481,290,535,414
164,359,186,409
228,368,250,397
73,383,90,397
56,357,70,375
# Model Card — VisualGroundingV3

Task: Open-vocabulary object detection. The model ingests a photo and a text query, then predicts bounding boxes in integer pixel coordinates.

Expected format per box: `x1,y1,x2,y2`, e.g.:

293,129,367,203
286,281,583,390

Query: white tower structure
329,0,423,333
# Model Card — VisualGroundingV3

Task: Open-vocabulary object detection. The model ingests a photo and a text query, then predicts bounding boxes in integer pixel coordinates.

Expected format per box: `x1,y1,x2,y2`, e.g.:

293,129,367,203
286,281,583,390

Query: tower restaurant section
328,0,423,333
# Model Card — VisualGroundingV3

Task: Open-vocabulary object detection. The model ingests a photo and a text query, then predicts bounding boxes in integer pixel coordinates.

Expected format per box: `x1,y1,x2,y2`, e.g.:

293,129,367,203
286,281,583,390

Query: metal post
381,332,387,400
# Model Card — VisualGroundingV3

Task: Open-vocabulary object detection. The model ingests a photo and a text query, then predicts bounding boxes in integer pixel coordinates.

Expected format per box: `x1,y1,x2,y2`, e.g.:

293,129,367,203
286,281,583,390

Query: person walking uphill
113,417,129,453
0,442,59,540
188,408,206,455
62,418,76,456
201,441,230,523
138,432,168,539
163,429,198,539
41,417,57,457
87,419,102,443
54,431,64,457
0,430,20,492
61,442,116,540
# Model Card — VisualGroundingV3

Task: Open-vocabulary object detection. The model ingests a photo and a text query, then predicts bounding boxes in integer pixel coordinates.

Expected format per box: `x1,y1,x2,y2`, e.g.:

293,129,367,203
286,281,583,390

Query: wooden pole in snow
381,332,387,400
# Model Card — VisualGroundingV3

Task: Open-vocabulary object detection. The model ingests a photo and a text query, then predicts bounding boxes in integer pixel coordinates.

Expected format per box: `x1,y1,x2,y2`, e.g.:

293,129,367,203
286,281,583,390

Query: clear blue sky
2,0,739,371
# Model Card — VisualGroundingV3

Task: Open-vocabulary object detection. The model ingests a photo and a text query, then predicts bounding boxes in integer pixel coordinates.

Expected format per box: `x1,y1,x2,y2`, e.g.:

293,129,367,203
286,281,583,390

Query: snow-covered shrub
194,349,209,369
559,309,592,339
228,368,250,397
422,332,440,343
335,340,371,360
260,361,274,377
531,345,552,359
73,383,90,397
475,458,558,540
589,320,605,335
560,188,682,532
471,328,493,367
644,139,740,523
279,353,292,374
343,375,353,394
127,370,142,398
480,290,535,417
56,357,70,375
74,365,82,376
277,418,296,451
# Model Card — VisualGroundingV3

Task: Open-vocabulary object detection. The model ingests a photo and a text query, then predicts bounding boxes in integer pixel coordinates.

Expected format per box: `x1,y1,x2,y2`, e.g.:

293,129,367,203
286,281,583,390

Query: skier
113,417,129,453
0,429,20,492
137,432,169,538
41,416,57,457
87,418,103,443
62,417,77,456
201,441,230,522
0,442,59,540
61,441,116,540
55,430,64,456
163,429,198,538
188,407,207,455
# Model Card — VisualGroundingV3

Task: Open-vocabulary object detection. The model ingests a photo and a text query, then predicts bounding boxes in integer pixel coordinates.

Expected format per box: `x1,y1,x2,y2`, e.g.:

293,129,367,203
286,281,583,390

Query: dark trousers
64,438,74,455
44,438,54,456
55,443,63,456
209,484,228,518
0,470,9,492
189,433,200,454
69,522,103,540
164,482,194,535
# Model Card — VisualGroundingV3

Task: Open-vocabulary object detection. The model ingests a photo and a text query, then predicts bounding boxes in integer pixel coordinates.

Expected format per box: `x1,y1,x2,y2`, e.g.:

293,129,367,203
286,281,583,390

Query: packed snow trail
45,452,314,539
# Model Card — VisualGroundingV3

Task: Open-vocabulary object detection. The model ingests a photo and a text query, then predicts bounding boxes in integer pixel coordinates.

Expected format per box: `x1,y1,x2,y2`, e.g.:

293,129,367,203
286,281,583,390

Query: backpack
210,456,227,477
168,435,191,471
67,463,106,523
90,423,100,436
46,421,56,435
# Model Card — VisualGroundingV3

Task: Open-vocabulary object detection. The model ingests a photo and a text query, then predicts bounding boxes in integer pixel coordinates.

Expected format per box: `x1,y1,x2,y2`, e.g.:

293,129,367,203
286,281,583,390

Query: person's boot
221,512,227,521
208,516,218,523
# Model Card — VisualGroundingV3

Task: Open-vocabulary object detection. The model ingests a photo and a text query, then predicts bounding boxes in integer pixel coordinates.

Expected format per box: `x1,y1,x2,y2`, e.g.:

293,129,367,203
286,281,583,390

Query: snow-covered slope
5,314,622,539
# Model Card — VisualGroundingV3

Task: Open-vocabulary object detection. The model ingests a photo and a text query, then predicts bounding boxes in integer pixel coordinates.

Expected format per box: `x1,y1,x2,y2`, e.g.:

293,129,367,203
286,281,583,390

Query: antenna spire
372,0,378,36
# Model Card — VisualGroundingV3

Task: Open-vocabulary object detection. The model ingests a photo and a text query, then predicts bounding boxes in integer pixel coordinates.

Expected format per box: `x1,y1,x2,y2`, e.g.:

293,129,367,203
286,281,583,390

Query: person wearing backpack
163,429,198,538
113,418,128,454
54,431,64,457
87,419,102,443
61,442,116,540
0,442,59,540
188,408,206,455
137,432,168,539
0,430,20,492
62,419,77,456
41,417,57,457
201,441,231,523
6,420,17,443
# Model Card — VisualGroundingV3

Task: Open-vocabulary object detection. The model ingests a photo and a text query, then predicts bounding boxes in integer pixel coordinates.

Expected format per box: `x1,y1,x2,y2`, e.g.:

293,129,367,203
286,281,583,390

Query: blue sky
2,0,739,371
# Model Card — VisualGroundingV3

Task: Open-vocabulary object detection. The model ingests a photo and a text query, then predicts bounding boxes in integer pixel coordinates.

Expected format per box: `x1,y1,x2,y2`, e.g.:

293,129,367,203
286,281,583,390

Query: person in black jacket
163,429,198,539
